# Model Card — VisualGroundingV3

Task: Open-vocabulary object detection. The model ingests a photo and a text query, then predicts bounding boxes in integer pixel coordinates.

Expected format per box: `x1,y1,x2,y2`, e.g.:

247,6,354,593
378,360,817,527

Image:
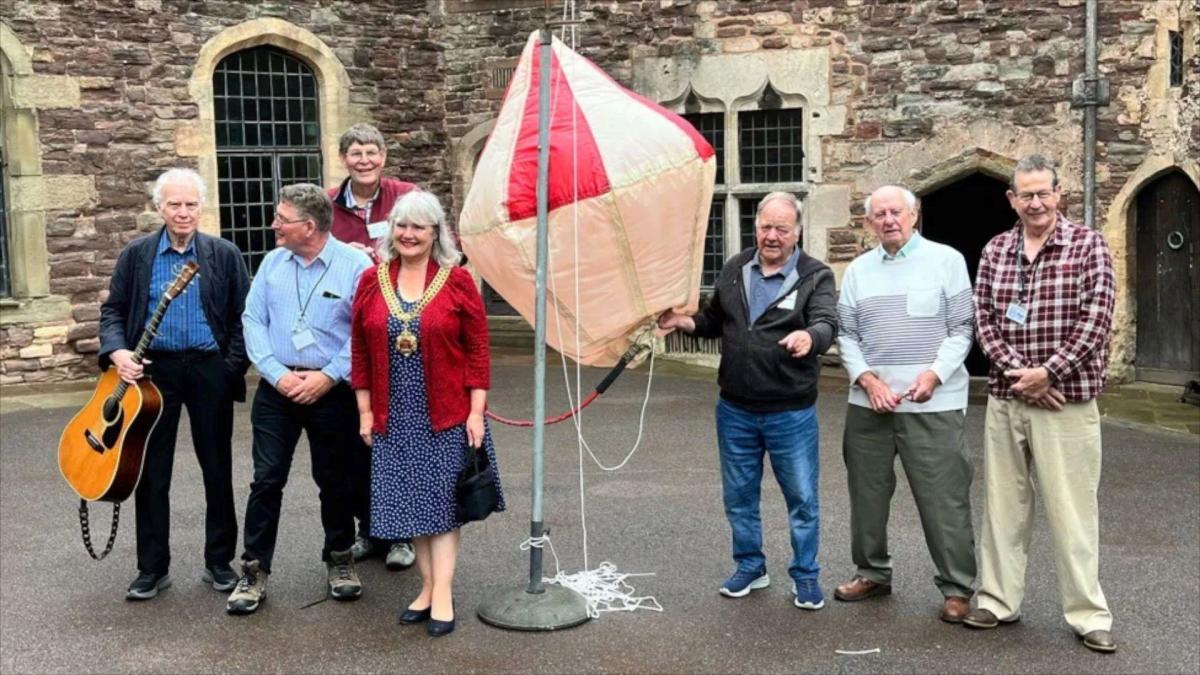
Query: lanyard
294,256,332,328
1015,225,1051,303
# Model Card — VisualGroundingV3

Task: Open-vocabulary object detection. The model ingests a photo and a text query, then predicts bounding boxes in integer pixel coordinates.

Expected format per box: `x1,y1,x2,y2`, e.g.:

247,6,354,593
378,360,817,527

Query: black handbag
456,442,500,524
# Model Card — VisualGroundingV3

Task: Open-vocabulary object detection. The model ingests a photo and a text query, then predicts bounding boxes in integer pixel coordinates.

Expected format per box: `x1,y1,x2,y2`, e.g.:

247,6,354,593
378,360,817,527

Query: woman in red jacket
351,190,504,637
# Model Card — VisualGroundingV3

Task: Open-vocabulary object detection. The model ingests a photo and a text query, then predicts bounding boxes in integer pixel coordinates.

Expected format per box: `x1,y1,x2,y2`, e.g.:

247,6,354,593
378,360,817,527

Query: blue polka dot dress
369,308,505,539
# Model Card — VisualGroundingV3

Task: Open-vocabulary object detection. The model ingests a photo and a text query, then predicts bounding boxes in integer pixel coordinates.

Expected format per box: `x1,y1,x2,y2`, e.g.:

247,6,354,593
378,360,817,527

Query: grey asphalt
1,352,1198,674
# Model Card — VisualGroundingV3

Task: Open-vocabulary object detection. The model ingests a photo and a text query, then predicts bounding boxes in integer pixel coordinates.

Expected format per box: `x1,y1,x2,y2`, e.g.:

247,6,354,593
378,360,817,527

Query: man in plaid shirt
963,155,1117,654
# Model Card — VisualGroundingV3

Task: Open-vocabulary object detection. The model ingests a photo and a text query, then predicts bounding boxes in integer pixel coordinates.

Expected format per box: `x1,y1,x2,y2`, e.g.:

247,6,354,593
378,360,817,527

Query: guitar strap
78,499,120,561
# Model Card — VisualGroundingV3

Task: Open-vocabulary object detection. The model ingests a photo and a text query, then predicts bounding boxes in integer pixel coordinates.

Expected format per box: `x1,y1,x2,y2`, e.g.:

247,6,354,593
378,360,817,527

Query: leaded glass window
738,109,804,184
214,46,322,275
1169,31,1183,88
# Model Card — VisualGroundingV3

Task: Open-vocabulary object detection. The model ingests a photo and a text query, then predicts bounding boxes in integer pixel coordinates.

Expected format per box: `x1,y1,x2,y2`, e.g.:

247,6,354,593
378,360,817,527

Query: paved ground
1,352,1198,674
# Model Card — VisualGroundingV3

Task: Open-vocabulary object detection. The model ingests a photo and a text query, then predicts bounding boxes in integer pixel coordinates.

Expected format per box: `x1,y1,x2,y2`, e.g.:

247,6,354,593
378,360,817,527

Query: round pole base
477,585,591,631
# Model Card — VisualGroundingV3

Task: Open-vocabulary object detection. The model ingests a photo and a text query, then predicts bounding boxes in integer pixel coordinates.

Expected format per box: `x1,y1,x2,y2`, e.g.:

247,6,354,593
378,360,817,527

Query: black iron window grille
701,196,726,287
683,112,725,186
738,108,804,184
739,198,759,253
214,46,322,275
1169,30,1183,88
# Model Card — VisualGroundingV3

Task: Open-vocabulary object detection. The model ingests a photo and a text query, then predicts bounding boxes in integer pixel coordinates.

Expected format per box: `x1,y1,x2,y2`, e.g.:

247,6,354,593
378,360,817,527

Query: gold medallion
378,263,450,357
395,331,418,357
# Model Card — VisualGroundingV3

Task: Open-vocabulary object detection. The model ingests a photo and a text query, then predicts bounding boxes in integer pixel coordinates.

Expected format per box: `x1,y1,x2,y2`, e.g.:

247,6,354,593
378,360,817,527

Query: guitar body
58,368,163,503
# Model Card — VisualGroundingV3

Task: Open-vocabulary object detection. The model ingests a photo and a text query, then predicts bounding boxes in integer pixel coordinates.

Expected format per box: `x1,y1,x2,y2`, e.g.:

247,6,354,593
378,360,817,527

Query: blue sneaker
792,578,825,610
719,568,770,598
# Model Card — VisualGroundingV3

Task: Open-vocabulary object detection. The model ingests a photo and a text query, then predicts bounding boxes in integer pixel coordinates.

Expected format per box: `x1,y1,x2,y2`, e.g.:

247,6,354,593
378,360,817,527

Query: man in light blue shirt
227,183,372,615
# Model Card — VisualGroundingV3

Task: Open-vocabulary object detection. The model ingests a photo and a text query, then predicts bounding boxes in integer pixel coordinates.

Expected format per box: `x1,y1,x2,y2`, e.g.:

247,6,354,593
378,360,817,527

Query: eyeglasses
1014,190,1056,204
272,214,310,226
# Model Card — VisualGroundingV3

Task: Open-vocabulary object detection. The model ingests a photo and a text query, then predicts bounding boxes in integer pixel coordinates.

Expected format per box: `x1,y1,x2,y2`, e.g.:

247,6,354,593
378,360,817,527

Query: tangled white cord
521,534,663,618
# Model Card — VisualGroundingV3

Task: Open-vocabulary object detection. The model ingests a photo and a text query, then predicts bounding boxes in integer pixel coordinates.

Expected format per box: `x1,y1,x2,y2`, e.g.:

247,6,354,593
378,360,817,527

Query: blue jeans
716,398,820,582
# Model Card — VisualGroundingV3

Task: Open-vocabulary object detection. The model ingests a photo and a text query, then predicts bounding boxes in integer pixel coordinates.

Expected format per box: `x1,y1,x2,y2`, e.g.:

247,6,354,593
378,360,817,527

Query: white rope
521,534,663,618
515,0,660,619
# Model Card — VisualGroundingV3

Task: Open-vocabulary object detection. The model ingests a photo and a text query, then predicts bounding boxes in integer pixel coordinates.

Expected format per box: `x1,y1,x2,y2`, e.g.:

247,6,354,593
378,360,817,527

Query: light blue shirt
880,231,923,262
243,237,372,387
745,247,799,324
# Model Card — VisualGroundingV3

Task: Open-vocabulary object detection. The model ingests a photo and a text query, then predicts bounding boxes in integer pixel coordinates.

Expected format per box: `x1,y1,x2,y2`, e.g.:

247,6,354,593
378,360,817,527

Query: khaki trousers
975,396,1113,634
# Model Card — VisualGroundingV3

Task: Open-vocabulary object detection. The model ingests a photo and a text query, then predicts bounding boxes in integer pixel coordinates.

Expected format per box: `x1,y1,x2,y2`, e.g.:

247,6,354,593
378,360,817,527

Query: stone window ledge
0,295,72,325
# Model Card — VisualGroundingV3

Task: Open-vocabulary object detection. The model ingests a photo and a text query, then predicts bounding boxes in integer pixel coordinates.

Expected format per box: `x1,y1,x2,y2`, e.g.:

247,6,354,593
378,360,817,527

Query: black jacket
692,247,838,412
99,229,252,401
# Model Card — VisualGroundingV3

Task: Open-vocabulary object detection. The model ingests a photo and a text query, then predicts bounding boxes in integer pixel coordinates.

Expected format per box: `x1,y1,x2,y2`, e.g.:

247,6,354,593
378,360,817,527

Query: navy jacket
692,247,839,413
99,229,252,401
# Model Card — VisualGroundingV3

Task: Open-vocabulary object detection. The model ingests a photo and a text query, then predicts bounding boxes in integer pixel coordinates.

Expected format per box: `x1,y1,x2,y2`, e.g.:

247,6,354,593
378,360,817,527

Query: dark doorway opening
921,172,1015,376
1135,170,1199,384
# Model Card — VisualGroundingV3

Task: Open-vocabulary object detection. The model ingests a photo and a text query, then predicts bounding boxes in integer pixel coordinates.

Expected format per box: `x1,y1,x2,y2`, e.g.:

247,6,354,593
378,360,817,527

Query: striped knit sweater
836,233,975,413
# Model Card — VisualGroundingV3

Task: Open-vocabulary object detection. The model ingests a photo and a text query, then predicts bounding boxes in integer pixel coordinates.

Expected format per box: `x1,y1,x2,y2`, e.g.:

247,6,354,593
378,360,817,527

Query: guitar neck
113,293,175,400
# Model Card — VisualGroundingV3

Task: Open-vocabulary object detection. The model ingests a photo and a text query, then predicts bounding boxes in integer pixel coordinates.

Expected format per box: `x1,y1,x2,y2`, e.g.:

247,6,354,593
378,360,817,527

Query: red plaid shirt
974,215,1116,401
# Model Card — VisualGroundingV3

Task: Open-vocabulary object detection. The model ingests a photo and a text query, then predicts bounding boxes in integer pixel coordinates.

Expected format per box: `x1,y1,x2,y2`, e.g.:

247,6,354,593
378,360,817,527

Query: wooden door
1135,171,1200,384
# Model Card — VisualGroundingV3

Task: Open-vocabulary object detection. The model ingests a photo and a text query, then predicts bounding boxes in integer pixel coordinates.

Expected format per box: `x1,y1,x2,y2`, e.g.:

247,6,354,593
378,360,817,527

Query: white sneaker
386,542,415,570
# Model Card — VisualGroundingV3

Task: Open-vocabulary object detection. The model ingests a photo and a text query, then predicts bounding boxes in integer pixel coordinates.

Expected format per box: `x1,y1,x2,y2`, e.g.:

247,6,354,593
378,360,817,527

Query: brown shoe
940,596,969,623
1081,630,1116,653
834,575,892,602
963,607,1021,629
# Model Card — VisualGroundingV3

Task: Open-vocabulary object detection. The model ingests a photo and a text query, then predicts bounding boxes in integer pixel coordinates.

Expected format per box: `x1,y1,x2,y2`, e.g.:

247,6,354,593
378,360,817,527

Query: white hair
863,185,919,215
151,168,206,207
756,191,803,224
379,190,463,268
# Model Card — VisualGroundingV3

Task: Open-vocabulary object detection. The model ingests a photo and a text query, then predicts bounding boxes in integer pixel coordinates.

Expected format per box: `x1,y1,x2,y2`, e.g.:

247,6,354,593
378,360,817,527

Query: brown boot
834,575,892,602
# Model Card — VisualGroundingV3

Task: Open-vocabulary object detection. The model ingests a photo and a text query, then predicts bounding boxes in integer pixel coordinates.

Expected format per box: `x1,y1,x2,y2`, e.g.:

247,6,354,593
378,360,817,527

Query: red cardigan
328,176,416,248
351,260,490,433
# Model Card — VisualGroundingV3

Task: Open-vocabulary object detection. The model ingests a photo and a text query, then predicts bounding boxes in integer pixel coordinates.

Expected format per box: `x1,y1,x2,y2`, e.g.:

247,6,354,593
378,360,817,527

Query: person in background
327,122,417,571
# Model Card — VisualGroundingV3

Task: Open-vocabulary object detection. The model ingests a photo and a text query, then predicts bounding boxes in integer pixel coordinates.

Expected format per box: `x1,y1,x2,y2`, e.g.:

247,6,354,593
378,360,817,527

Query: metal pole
527,25,553,595
1083,0,1098,229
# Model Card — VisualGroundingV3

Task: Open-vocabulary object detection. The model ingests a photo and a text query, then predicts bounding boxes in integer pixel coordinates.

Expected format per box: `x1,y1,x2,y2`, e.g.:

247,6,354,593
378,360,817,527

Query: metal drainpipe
1073,0,1109,229
1083,0,1098,230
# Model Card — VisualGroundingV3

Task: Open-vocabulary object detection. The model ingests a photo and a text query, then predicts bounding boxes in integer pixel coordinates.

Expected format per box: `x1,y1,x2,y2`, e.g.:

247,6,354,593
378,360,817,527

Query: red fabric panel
507,44,611,222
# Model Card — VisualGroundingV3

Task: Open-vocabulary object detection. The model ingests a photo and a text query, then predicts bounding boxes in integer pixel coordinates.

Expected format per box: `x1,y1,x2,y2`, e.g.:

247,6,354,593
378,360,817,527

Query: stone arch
0,22,69,322
450,118,496,214
184,18,356,234
854,119,1078,204
1101,154,1200,382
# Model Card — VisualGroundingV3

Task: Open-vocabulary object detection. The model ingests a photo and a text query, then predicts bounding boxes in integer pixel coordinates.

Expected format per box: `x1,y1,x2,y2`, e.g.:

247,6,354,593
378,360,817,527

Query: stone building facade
1,0,1197,386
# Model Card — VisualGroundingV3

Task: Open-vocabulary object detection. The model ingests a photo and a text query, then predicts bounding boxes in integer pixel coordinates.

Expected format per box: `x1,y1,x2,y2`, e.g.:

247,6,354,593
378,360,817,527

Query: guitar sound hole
102,397,122,425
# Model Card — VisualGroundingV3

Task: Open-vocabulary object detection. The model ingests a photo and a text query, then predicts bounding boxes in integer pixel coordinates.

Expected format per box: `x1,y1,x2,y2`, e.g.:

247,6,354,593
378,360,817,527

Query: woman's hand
359,411,374,447
466,412,485,448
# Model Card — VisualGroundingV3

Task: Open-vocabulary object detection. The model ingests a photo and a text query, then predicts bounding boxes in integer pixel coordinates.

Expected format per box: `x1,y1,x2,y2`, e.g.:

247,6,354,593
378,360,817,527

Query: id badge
778,291,797,311
291,328,317,351
1005,302,1028,325
367,220,390,239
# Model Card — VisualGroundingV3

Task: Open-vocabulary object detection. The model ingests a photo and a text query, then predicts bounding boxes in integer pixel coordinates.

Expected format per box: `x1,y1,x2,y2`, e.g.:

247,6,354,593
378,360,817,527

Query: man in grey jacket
659,191,838,610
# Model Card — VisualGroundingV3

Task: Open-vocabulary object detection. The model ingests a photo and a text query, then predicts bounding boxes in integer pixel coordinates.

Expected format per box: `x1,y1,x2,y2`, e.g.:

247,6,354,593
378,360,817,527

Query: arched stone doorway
1134,170,1200,384
920,172,1015,376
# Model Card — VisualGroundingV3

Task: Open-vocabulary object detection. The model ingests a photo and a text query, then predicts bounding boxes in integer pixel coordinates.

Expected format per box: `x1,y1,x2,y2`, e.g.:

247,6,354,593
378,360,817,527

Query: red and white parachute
459,31,716,367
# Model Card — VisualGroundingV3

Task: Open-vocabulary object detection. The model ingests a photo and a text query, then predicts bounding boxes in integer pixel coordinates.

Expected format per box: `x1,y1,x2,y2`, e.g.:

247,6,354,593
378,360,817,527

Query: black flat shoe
427,617,455,637
398,607,431,625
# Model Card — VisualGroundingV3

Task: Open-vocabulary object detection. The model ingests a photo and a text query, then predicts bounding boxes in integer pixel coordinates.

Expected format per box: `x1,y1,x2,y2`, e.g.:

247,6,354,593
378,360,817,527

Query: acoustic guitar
57,260,198,558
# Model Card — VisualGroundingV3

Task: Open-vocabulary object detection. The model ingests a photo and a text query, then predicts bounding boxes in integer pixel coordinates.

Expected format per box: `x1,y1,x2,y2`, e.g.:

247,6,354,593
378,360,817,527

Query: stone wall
1,0,1197,385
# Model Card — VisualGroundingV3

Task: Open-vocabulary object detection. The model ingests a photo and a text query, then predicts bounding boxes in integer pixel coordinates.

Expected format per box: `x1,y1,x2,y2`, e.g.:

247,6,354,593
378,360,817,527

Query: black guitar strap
78,499,120,561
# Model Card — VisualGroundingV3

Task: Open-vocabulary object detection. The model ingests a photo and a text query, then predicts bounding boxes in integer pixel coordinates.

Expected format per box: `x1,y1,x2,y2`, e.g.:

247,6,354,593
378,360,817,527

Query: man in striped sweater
833,185,977,624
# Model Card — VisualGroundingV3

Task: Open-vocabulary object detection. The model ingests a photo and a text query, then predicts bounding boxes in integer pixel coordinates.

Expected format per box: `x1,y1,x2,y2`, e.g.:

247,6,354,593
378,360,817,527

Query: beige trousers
975,396,1113,634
